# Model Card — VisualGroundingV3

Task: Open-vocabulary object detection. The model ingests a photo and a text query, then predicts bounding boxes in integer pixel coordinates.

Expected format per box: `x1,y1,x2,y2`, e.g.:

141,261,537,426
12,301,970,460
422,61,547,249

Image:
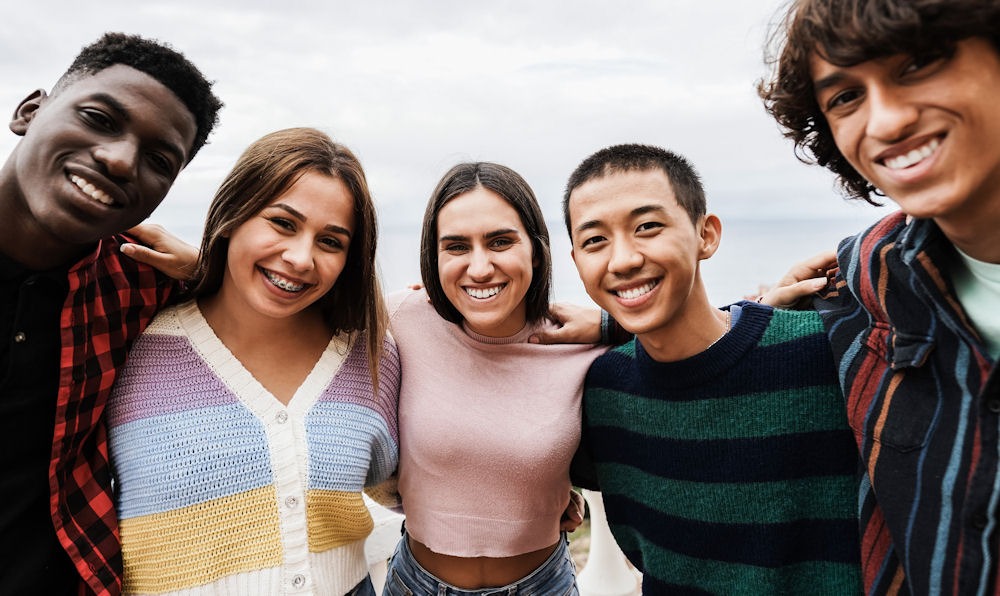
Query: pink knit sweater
388,290,606,557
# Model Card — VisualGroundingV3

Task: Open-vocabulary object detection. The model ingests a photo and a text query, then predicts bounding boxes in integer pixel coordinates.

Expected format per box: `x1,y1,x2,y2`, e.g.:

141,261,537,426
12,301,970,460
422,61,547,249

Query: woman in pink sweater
383,163,606,595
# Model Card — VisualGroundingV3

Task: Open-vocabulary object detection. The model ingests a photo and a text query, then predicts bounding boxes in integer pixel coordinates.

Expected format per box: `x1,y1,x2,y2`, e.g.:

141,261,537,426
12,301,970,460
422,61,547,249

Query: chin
608,315,648,336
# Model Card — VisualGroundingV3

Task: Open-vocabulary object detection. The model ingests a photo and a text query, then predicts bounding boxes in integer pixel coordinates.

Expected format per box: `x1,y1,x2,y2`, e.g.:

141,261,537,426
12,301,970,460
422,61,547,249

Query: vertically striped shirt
580,302,862,594
816,212,999,595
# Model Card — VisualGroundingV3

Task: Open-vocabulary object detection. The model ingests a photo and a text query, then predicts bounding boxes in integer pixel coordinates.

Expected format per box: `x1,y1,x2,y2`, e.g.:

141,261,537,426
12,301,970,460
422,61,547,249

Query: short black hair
563,143,706,234
54,32,222,161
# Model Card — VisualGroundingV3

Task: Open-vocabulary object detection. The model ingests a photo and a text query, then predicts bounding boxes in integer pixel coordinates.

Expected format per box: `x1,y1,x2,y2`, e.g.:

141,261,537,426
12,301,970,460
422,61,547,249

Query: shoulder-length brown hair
418,162,552,326
188,127,387,382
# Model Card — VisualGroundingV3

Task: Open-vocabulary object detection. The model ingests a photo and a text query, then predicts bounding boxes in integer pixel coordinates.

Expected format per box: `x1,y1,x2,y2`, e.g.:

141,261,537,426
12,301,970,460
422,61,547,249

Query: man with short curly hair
0,33,221,595
760,1,1000,593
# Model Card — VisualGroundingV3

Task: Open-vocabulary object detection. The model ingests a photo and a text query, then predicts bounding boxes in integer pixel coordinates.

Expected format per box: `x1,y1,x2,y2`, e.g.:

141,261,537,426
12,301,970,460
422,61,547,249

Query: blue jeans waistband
384,532,577,596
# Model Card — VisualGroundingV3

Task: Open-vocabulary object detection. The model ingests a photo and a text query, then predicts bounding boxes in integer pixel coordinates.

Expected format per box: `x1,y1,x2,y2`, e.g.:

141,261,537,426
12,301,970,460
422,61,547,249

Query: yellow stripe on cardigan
120,486,283,593
306,490,374,552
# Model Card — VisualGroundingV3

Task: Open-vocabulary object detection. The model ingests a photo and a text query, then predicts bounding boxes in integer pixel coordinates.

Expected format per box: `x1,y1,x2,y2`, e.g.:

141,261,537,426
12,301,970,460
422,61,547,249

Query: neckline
632,301,772,390
175,300,351,416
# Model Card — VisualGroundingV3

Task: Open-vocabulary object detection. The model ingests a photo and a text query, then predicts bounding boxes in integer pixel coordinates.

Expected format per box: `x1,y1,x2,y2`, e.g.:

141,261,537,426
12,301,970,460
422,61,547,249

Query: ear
697,214,722,260
9,89,48,136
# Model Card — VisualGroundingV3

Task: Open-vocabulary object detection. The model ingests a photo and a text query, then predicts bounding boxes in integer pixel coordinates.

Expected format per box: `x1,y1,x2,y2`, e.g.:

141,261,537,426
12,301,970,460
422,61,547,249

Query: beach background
2,0,894,303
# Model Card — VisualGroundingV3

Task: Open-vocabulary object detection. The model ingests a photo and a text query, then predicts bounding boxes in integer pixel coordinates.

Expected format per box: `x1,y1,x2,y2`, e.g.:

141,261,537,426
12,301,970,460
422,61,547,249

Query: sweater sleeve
366,335,401,487
569,423,600,490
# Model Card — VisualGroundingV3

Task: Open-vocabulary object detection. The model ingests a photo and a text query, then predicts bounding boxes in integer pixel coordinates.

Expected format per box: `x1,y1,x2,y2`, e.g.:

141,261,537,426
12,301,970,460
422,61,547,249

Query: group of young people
2,0,998,594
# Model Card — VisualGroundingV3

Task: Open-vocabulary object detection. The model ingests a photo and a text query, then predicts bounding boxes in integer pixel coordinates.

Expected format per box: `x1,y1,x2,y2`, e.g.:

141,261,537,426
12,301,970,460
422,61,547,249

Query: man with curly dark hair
760,1,1000,594
0,33,221,595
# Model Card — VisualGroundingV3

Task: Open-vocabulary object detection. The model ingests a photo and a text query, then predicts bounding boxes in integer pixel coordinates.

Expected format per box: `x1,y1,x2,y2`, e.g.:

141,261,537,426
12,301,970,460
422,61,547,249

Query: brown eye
269,217,295,231
827,89,862,110
80,108,116,131
319,236,345,251
902,51,947,76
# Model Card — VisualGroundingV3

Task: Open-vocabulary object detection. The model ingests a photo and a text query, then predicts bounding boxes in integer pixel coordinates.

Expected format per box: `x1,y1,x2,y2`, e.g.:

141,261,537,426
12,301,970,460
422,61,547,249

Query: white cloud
1,0,889,296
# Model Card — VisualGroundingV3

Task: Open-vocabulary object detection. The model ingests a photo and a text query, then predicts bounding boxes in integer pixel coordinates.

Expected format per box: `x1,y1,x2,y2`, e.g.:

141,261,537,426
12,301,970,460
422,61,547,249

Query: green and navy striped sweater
578,302,862,595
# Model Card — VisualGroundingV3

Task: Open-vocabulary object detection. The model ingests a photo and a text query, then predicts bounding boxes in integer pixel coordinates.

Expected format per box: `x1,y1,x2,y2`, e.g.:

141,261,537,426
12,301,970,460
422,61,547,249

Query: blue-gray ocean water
158,214,886,309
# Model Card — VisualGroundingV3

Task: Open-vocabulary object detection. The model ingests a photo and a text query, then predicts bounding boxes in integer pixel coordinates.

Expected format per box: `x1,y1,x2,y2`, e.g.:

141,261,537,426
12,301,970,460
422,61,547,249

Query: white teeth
70,174,114,205
615,281,658,300
262,269,305,292
884,138,940,170
465,284,504,299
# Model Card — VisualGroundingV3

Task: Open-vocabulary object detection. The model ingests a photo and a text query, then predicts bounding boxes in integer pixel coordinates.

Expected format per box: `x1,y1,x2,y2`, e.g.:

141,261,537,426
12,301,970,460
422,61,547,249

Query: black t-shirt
0,253,78,594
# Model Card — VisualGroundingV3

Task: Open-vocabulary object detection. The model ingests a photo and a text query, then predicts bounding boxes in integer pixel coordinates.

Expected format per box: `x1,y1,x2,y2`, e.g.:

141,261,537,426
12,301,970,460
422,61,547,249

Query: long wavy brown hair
188,127,387,385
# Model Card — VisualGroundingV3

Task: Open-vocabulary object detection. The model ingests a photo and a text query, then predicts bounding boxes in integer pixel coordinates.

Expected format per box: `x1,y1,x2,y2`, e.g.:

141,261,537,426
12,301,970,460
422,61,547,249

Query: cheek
316,249,350,280
573,254,600,281
330,255,350,285
437,256,460,285
137,168,174,197
509,248,536,277
829,120,861,160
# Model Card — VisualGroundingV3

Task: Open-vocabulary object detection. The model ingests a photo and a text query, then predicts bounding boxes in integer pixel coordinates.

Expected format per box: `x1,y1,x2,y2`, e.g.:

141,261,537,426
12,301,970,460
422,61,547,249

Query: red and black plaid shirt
49,235,173,596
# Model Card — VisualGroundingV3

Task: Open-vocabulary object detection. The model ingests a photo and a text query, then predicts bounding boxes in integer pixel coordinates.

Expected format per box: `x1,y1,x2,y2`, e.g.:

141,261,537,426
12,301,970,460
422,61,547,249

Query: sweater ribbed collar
632,301,774,390
461,320,533,345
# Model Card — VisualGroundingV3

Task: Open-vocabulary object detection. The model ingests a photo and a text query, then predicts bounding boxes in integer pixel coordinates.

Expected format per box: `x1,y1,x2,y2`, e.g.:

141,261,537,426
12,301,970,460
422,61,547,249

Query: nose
865,85,919,142
608,237,643,275
467,247,495,280
93,138,139,180
281,237,315,272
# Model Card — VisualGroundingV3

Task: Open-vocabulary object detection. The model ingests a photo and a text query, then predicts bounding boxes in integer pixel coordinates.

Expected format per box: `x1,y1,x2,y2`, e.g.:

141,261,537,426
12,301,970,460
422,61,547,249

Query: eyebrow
811,71,846,96
572,204,667,235
88,92,188,168
439,228,519,243
269,203,353,237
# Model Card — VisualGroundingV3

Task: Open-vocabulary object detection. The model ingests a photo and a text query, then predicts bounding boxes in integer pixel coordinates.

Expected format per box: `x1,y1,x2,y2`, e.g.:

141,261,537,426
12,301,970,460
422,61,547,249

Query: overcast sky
1,0,890,301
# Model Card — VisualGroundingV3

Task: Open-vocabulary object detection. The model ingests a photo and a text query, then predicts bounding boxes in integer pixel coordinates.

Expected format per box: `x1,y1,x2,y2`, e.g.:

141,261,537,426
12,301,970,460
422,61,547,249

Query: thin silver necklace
707,310,732,349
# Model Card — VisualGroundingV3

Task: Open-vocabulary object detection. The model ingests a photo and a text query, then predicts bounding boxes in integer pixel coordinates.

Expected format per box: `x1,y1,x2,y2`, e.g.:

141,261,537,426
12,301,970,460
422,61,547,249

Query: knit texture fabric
581,302,862,595
107,301,400,595
388,289,607,557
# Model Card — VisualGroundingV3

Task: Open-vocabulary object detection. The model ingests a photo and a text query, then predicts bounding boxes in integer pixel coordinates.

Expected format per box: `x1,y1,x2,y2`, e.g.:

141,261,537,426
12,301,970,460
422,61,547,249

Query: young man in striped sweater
564,143,862,594
759,1,1000,593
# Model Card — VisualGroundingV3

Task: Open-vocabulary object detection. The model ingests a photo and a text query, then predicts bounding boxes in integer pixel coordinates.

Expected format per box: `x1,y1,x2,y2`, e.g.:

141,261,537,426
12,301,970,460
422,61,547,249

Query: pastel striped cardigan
107,301,400,595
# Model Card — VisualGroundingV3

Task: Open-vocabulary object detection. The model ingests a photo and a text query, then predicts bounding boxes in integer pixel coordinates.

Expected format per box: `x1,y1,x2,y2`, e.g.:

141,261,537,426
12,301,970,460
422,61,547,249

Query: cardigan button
13,331,26,343
291,574,306,588
987,399,1000,414
275,410,288,424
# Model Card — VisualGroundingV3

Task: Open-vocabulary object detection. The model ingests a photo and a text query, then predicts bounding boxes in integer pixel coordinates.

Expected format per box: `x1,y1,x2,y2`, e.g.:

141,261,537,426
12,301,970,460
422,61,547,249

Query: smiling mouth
614,280,659,300
69,174,116,206
883,138,940,170
261,267,307,293
465,283,506,299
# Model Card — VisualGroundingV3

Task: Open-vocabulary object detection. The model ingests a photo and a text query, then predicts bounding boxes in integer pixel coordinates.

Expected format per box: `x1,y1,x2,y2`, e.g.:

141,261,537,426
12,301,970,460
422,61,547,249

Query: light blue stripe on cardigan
306,401,398,491
111,403,272,519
